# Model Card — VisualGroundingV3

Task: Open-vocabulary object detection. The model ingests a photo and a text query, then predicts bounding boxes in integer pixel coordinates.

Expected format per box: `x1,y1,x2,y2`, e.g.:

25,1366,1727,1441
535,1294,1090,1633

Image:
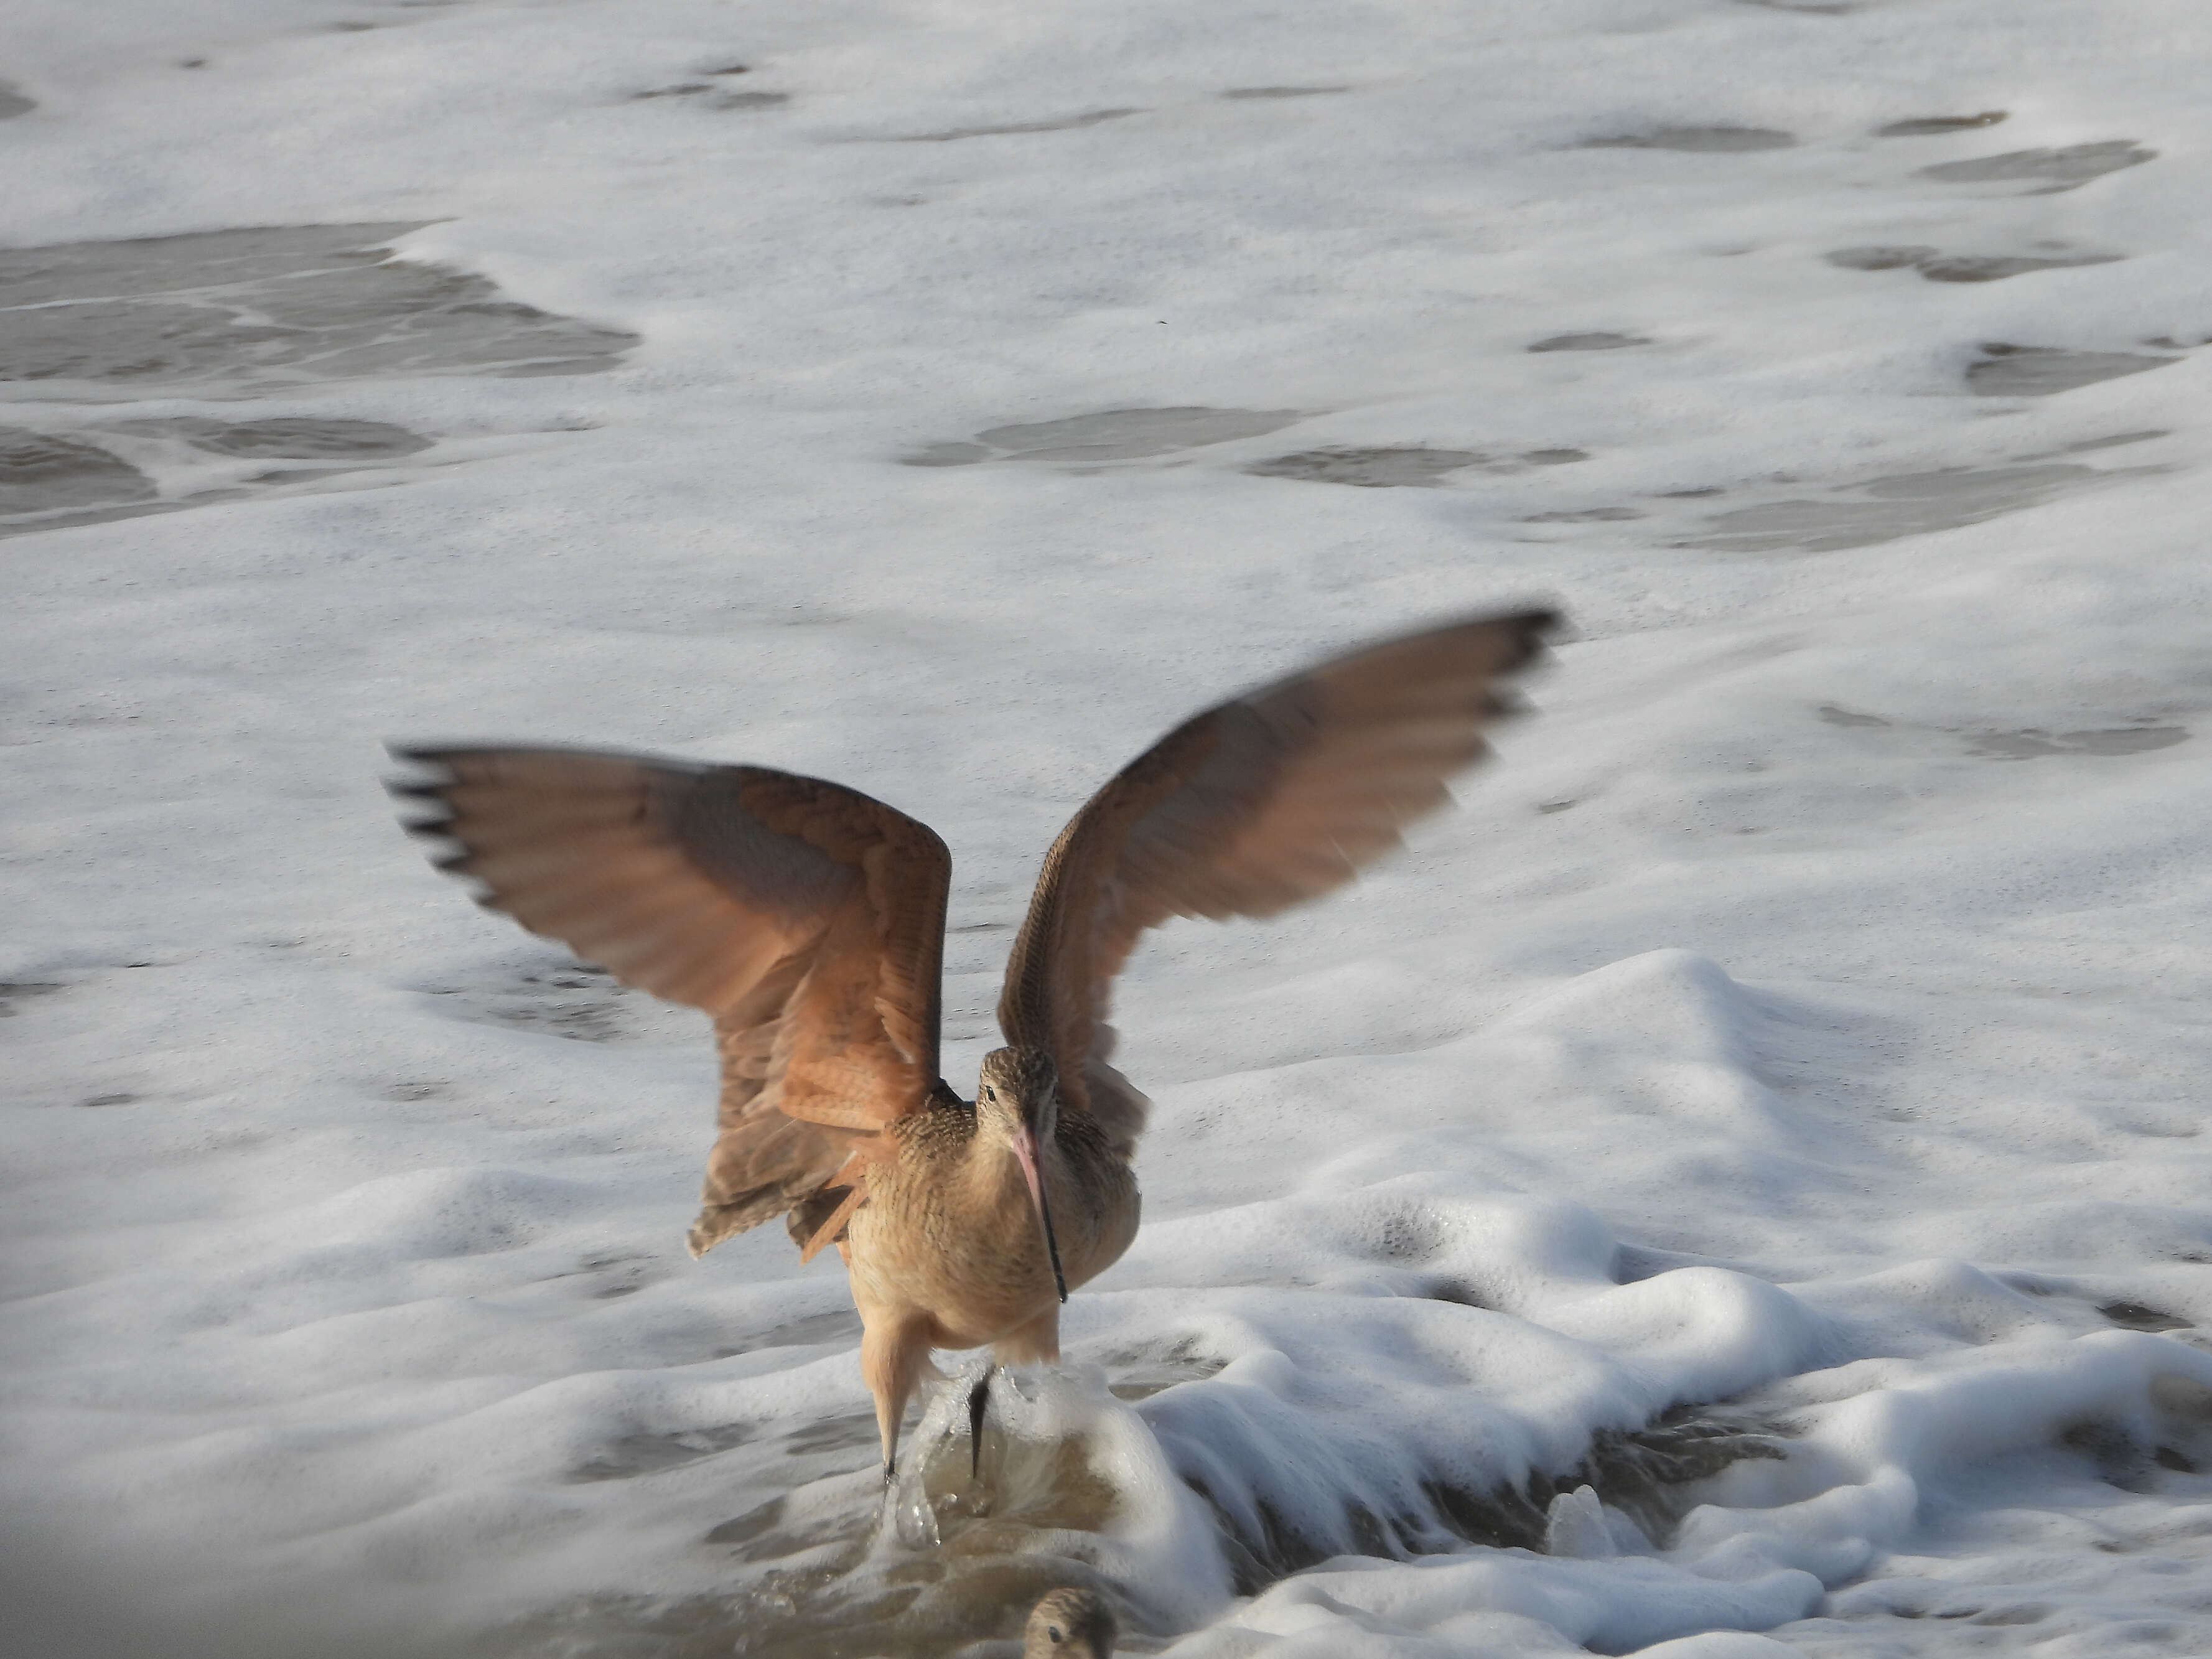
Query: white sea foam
4,0,2211,1654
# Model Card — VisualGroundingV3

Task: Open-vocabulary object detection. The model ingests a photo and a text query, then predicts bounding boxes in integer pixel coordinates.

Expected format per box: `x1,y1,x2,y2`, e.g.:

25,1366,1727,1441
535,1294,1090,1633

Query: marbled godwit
388,608,1557,1477
1025,1587,1117,1658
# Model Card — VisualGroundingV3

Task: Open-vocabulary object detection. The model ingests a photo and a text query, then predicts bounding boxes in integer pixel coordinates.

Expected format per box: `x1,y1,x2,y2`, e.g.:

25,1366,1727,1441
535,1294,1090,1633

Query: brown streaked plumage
388,607,1558,1475
1025,1587,1117,1658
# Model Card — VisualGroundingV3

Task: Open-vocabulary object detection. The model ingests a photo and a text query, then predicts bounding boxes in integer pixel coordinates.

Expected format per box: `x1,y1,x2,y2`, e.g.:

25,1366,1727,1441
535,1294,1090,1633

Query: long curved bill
1010,1126,1069,1304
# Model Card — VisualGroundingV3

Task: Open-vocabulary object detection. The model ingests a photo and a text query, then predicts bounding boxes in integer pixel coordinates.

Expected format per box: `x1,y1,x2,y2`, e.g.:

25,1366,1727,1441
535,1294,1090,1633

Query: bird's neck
961,1126,1048,1227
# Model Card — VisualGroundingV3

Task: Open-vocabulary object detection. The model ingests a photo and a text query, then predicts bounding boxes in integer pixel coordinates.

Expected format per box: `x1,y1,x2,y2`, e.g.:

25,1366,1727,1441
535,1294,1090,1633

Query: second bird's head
978,1045,1067,1300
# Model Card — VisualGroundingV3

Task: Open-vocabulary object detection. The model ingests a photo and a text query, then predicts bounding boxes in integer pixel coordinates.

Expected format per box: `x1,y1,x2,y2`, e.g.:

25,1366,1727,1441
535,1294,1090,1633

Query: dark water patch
784,1411,879,1458
550,1251,660,1301
2062,1417,2160,1491
1193,1403,1788,1592
419,963,668,1044
1244,446,1487,487
1586,126,1795,152
1523,506,1641,523
569,1422,757,1484
717,1308,865,1357
0,223,637,393
1529,331,1648,352
704,1497,787,1556
1423,1278,1493,1309
110,416,432,459
904,406,1302,468
1967,344,2178,396
1827,245,2121,283
0,426,154,517
2101,1301,2190,1333
1686,462,2135,553
639,83,791,111
1101,1340,1229,1402
898,109,1139,143
902,441,994,468
2055,429,2168,454
1737,0,1855,11
1878,111,2007,137
1918,254,2120,283
1818,704,1890,728
1221,85,1348,100
1243,446,1586,488
1,416,439,540
0,82,32,119
1920,140,2155,192
1536,800,1576,815
1572,1408,1791,1545
77,1093,140,1108
1965,725,2187,760
1825,245,1935,272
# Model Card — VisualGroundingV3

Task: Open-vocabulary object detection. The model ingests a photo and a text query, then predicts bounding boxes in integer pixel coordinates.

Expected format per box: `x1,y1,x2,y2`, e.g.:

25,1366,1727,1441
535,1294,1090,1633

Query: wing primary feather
996,607,1557,1146
384,742,954,1257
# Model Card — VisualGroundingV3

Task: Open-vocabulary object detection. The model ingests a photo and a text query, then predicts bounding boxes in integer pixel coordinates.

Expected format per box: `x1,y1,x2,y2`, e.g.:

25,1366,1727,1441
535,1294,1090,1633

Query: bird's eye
1047,1629,1063,1644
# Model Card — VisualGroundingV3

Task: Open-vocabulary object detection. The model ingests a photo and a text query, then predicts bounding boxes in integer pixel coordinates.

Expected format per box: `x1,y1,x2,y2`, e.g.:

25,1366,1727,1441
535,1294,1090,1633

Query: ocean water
4,2,2210,1655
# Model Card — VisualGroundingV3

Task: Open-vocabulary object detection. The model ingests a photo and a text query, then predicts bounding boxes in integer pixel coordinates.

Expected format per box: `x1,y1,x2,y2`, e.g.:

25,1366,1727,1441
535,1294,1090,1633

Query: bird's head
1024,1586,1117,1659
978,1045,1066,1302
978,1044,1059,1142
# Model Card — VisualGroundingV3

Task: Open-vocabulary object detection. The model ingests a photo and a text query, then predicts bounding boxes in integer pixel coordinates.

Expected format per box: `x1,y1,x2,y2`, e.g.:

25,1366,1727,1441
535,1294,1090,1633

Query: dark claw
968,1368,993,1479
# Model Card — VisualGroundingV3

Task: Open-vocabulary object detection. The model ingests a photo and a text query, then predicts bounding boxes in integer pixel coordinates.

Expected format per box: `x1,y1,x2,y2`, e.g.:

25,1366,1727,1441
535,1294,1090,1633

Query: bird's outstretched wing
996,609,1560,1153
387,746,950,1256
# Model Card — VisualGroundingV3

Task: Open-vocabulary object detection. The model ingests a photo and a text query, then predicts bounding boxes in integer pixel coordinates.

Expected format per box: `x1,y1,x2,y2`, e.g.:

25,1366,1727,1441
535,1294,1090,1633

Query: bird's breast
842,1119,1136,1349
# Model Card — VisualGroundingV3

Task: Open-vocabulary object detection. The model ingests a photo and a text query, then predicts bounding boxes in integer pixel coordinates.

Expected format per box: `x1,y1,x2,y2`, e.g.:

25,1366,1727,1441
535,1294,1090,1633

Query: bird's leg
861,1310,931,1488
968,1365,993,1480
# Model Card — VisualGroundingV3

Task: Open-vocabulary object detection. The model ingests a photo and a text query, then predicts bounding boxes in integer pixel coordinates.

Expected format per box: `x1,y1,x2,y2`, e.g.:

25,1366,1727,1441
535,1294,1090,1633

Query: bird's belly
844,1202,1057,1348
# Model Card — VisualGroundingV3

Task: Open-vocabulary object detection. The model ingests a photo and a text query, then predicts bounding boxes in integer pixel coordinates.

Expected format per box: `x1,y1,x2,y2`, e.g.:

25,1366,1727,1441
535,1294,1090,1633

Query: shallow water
0,223,637,395
0,414,441,537
1825,246,2121,283
0,223,623,535
0,425,155,517
1219,86,1348,101
1527,330,1648,352
1243,447,1489,488
1876,111,2008,137
478,1364,1789,1659
898,110,1141,143
1918,139,2156,190
905,408,1304,467
1966,345,2180,396
1684,462,2142,553
1585,126,1796,152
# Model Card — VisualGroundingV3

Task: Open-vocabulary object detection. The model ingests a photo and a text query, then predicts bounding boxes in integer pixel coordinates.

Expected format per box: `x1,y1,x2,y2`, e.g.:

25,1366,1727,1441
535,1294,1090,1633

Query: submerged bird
1025,1587,1117,1658
388,608,1556,1477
